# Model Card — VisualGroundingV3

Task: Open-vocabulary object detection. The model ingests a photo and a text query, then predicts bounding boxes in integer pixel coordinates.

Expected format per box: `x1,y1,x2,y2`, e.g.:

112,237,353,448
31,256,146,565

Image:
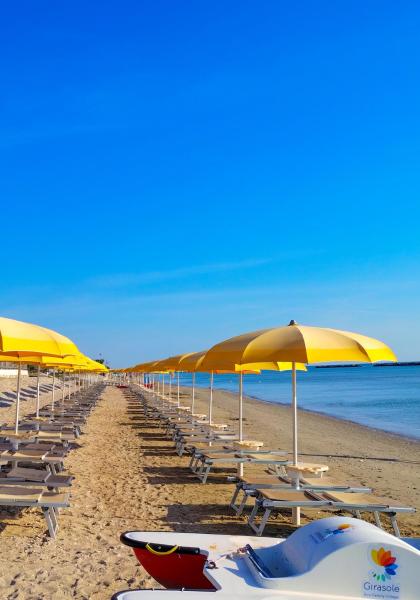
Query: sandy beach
0,374,64,422
0,382,418,599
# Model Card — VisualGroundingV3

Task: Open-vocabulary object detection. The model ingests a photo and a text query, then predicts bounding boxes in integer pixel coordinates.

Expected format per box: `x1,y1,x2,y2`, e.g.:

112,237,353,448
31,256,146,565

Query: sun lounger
0,485,70,537
176,432,238,456
230,473,370,515
189,443,287,472
1,466,73,489
36,430,75,443
247,487,415,536
1,449,66,474
195,452,290,484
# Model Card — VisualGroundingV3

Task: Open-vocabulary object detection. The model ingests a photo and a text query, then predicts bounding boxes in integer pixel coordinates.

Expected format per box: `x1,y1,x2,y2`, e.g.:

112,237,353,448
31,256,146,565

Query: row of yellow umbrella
123,320,396,465
0,316,108,433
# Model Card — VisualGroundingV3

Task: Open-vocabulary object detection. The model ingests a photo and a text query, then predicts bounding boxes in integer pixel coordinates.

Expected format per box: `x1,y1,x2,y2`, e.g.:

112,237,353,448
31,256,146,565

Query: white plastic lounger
177,435,238,457
248,488,415,536
191,447,287,474
1,449,66,474
1,466,73,488
230,474,369,515
195,452,290,484
0,485,70,537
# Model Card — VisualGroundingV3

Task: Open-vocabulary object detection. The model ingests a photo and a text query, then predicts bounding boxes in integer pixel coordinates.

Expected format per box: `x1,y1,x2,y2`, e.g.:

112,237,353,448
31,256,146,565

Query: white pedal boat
113,516,420,599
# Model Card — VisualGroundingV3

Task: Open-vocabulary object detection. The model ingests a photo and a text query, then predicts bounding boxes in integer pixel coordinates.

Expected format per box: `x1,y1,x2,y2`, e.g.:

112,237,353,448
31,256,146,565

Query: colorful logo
323,523,354,538
370,547,398,581
330,524,353,535
312,523,354,543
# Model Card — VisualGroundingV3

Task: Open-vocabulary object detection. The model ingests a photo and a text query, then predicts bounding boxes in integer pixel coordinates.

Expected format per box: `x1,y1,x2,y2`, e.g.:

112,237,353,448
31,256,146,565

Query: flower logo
325,523,354,537
371,547,398,581
331,524,353,535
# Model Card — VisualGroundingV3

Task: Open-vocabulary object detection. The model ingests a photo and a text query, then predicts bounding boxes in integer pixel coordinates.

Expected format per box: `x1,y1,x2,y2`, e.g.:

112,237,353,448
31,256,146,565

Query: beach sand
0,383,418,599
0,374,65,422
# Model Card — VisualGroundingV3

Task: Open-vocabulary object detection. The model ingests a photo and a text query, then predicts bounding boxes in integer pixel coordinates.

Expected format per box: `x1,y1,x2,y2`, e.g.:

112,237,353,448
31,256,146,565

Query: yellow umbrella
177,351,207,371
126,361,165,395
131,361,160,373
176,351,207,413
0,316,80,358
1,352,92,422
153,358,176,403
0,353,83,430
40,355,88,410
0,353,50,430
0,316,81,430
82,357,108,372
174,352,264,423
202,320,396,465
153,353,201,406
201,345,307,440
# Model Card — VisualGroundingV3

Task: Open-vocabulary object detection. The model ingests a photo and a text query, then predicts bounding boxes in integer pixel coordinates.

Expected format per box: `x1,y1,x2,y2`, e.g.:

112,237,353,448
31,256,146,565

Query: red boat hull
121,535,217,590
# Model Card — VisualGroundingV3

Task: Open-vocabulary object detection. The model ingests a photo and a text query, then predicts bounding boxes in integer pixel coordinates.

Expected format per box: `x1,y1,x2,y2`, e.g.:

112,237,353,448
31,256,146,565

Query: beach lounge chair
1,448,66,474
0,485,70,537
247,487,415,536
176,432,238,456
195,451,290,484
230,474,370,515
0,466,73,490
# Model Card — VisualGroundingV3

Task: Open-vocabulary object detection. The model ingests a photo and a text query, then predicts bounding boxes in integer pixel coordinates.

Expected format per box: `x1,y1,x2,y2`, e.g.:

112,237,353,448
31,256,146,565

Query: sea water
178,366,420,440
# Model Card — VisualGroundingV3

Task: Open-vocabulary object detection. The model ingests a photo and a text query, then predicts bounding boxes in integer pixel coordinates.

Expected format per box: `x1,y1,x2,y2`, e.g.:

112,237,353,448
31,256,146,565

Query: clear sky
1,2,419,366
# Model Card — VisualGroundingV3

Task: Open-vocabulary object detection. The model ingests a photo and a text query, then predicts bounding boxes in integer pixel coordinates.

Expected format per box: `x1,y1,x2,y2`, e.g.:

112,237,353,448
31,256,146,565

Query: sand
0,374,71,423
0,382,418,599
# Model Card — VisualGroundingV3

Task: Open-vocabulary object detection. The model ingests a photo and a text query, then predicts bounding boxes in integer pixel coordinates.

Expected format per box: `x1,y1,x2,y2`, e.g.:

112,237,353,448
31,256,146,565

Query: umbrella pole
51,368,56,411
14,363,22,434
208,370,214,448
239,371,244,441
169,374,172,403
191,372,195,413
291,361,301,526
292,362,298,465
238,371,244,477
35,364,41,419
177,372,180,407
209,371,214,425
62,372,65,408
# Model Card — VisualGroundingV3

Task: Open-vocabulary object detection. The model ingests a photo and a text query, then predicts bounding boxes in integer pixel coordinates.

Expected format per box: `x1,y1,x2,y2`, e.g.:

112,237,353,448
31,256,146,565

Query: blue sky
1,1,419,366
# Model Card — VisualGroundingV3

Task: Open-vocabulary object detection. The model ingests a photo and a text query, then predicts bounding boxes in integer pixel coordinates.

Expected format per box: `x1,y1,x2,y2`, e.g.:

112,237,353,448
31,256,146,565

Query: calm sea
178,366,420,440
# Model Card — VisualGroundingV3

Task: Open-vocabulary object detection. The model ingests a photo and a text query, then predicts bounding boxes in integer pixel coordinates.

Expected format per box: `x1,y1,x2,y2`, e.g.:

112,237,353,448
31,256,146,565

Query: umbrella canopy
154,352,199,372
130,361,160,373
201,321,396,367
0,317,80,358
0,352,101,428
202,320,396,464
153,358,177,372
177,351,207,372
82,357,108,372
